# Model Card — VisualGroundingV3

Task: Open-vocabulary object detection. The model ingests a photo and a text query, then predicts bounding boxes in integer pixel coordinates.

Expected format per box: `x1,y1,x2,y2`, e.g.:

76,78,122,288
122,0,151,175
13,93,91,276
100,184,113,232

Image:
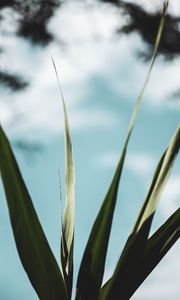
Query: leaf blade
0,126,67,300
52,59,75,299
100,125,180,300
76,2,168,300
123,208,180,298
133,125,180,236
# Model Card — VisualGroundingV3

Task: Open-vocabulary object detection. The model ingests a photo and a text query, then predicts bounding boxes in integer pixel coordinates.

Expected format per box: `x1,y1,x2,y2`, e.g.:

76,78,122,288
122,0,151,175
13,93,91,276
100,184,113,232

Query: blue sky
0,1,180,299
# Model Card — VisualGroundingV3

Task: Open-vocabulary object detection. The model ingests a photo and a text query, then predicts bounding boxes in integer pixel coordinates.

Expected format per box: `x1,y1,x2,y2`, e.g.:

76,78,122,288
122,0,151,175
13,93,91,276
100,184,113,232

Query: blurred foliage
99,0,180,60
0,0,62,92
0,71,28,91
0,0,180,92
0,0,180,157
0,0,62,45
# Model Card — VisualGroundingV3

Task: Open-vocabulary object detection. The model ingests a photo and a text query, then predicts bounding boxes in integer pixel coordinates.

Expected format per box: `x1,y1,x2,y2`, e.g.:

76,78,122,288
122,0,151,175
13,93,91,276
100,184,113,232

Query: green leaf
0,126,67,300
100,125,180,300
100,209,180,300
143,208,180,275
75,150,126,300
133,126,180,237
52,59,75,299
76,2,168,300
146,208,180,258
122,208,180,298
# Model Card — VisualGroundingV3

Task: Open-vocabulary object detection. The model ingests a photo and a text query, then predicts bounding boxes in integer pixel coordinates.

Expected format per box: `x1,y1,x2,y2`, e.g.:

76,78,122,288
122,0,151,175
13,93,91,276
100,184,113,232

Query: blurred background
0,0,179,299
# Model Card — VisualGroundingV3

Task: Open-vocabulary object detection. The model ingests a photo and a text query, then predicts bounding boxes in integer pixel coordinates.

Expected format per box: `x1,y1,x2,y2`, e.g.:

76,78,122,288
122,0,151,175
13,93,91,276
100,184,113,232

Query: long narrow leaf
76,2,168,300
146,208,180,256
133,126,180,236
0,126,67,300
52,59,75,299
123,208,180,298
100,125,179,300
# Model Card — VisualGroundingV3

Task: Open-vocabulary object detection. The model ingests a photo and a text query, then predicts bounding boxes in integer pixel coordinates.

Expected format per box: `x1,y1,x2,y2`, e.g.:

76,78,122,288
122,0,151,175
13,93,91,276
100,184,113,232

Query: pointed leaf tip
52,59,75,299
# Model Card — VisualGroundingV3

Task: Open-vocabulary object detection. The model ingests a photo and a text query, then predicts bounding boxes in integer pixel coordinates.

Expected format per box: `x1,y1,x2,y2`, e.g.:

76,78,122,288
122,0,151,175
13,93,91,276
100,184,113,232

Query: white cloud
0,87,117,141
125,153,156,176
0,1,122,139
144,59,180,108
50,0,120,43
159,176,180,218
98,152,119,169
99,151,155,177
110,46,180,110
1,0,180,142
0,102,13,124
46,1,180,113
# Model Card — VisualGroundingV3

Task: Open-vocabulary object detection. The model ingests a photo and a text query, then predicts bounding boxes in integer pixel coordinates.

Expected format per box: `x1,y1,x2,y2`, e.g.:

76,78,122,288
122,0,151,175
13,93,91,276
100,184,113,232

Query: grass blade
146,208,180,256
144,208,180,273
133,126,180,237
0,126,67,300
76,2,168,300
52,59,75,299
100,125,179,300
76,151,126,300
123,208,180,298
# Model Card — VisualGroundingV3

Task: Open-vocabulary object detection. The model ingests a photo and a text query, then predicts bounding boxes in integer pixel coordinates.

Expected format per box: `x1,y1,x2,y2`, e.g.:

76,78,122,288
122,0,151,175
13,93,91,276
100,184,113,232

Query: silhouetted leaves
0,0,62,45
99,1,180,61
0,0,180,93
1,0,180,58
17,0,61,45
0,0,14,9
0,72,28,91
0,1,62,91
119,2,180,61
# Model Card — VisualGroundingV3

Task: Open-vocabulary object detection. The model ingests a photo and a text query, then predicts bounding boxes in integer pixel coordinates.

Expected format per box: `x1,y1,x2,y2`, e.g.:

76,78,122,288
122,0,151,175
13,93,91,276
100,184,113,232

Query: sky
0,1,180,299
